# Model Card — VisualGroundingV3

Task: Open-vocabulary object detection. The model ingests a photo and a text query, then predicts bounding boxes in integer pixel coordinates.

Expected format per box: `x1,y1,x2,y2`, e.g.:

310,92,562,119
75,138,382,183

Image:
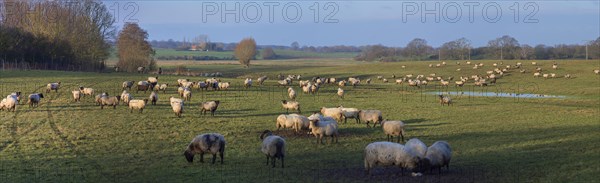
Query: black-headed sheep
260,130,286,168
184,133,226,164
200,100,220,116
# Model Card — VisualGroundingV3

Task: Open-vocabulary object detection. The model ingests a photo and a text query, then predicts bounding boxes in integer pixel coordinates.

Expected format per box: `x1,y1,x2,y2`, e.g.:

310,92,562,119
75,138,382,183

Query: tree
520,44,534,59
404,38,432,60
291,41,300,50
262,47,277,59
234,38,257,68
488,35,519,60
116,23,155,72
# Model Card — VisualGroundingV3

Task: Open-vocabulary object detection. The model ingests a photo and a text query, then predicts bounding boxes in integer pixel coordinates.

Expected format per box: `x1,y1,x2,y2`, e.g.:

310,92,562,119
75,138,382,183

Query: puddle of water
427,91,567,99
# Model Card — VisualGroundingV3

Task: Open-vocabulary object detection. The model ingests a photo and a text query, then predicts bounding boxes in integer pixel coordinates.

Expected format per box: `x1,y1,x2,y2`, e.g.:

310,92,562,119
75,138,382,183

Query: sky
102,1,600,47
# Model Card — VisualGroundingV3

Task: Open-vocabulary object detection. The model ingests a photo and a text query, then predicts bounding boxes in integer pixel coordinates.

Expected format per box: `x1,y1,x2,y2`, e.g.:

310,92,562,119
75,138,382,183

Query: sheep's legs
199,153,204,163
266,155,270,165
219,152,224,164
281,158,284,168
211,154,217,164
272,157,276,168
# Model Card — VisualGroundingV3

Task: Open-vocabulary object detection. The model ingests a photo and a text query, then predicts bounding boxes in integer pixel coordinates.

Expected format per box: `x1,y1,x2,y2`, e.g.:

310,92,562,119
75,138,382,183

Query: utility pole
585,43,588,60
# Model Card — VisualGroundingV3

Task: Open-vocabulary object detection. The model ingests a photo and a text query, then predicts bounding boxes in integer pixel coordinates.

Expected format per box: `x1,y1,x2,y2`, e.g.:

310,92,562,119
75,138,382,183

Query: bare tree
488,35,520,60
404,38,432,60
116,23,155,72
235,38,257,68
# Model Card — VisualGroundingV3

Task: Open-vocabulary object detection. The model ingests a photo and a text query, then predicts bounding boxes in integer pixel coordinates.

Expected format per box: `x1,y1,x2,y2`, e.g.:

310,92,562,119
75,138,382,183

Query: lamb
169,96,184,117
439,95,452,106
244,78,253,88
288,87,296,100
136,81,150,93
218,82,230,90
543,73,549,79
307,113,339,144
128,99,149,113
46,82,61,93
100,96,121,109
381,120,406,142
27,93,44,108
382,78,388,83
260,130,286,168
422,141,452,174
183,88,192,101
121,90,132,105
337,88,344,99
178,87,186,97
281,100,301,114
338,106,360,124
257,76,268,85
595,69,600,75
358,110,383,127
184,133,226,164
157,83,168,93
363,142,421,175
71,90,81,102
321,107,344,122
200,100,220,116
79,86,94,97
122,81,135,90
149,91,158,105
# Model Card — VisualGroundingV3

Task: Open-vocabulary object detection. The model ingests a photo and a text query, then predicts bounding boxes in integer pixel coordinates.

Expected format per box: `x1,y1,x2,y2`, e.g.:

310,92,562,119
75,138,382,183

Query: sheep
338,106,360,124
136,81,150,93
244,78,253,88
533,72,541,77
121,90,132,105
0,99,6,111
337,88,344,99
365,78,372,84
137,66,145,73
439,95,452,106
95,92,109,106
218,82,230,90
348,77,360,87
71,90,81,102
363,142,421,175
290,114,310,133
46,82,61,93
288,87,296,100
277,79,290,86
564,74,572,79
377,76,383,80
122,81,135,90
307,113,339,144
405,138,427,160
594,69,600,75
310,84,319,94
552,63,558,70
178,87,185,97
8,92,21,103
27,93,44,108
158,84,168,93
100,96,121,109
321,107,344,122
329,78,336,84
338,80,346,87
381,120,406,142
200,100,220,116
149,91,158,105
257,76,268,85
422,141,452,174
79,86,94,97
281,100,301,114
128,99,148,113
183,88,192,101
382,78,388,83
177,79,189,87
440,80,449,87
358,110,383,128
182,81,196,89
260,130,286,168
184,133,226,164
276,114,296,131
550,73,556,78
543,73,549,79
298,80,309,87
169,97,184,117
197,82,209,91
1,95,18,112
302,84,311,94
454,81,464,87
147,76,159,88
395,79,404,85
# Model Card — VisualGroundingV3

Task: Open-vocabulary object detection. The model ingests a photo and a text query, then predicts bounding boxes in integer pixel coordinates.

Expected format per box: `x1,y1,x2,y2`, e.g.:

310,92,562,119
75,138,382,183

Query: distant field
0,59,598,182
151,48,358,60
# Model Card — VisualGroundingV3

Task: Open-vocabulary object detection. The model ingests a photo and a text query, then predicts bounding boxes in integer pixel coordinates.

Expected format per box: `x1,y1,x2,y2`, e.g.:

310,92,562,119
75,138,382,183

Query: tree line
355,36,600,61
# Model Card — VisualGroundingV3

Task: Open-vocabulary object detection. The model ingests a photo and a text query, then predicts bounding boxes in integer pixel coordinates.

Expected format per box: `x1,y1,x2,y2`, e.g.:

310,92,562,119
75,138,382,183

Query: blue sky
104,1,600,47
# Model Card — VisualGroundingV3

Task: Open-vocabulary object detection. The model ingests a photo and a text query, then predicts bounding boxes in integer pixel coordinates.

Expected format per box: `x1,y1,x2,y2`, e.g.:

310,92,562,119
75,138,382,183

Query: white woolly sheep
337,88,344,99
122,81,134,90
338,106,360,124
71,90,81,102
288,87,296,100
281,100,300,114
2,95,18,112
79,86,94,97
358,110,383,128
405,138,427,160
46,82,61,93
137,66,145,73
594,69,600,75
177,79,189,87
218,82,230,90
363,141,421,175
423,141,452,174
128,99,149,113
158,84,168,93
183,88,192,101
338,80,346,87
169,96,184,117
302,84,311,94
27,93,44,108
244,78,253,88
307,113,339,144
95,92,109,105
149,91,158,105
9,92,21,103
147,76,159,88
366,78,372,84
200,100,220,116
381,120,406,142
121,90,132,105
257,76,268,85
136,81,151,93
321,107,344,122
439,95,452,106
100,96,121,109
260,130,286,168
289,114,310,133
184,133,226,164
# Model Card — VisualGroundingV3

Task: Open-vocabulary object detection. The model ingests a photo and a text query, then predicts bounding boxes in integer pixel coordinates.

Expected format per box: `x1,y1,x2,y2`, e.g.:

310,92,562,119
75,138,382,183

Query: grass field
0,59,599,182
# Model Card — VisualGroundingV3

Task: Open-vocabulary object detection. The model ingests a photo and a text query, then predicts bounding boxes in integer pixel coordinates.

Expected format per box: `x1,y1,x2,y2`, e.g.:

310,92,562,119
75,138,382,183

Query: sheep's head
115,96,121,101
281,100,287,104
214,101,220,106
38,94,44,98
260,130,272,140
79,86,84,90
143,99,149,104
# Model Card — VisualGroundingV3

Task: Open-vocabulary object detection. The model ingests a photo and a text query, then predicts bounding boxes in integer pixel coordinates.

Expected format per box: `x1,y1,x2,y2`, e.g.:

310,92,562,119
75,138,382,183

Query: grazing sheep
149,91,158,105
169,96,184,117
128,99,149,113
260,130,286,168
338,80,346,87
348,77,360,87
302,84,311,94
552,63,558,70
2,95,18,112
365,78,372,84
298,80,309,87
136,81,150,93
338,106,360,124
454,81,464,87
0,99,6,111
381,120,406,142
543,73,549,79
121,90,132,105
382,78,388,83
244,78,253,88
184,133,226,164
321,107,344,122
147,76,159,88
137,66,145,73
281,100,301,114
197,82,209,91
564,74,572,79
27,93,44,108
307,113,339,144
439,95,452,106
276,114,296,131
71,90,81,102
10,92,21,103
200,101,220,116
310,84,319,94
405,138,427,160
79,87,94,97
95,92,109,106
177,79,189,87
290,114,310,133
550,73,556,78
395,79,404,85
100,96,121,109
218,82,230,90
158,84,168,93
178,87,185,97
363,142,421,175
422,141,452,174
440,80,449,87
122,81,135,90
257,76,268,85
533,72,541,77
183,88,192,101
594,69,600,75
288,87,297,100
337,88,344,99
358,110,383,128
46,82,61,93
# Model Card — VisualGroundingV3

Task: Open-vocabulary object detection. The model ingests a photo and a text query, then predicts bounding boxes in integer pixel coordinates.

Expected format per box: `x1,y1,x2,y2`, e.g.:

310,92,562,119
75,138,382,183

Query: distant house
189,45,199,51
